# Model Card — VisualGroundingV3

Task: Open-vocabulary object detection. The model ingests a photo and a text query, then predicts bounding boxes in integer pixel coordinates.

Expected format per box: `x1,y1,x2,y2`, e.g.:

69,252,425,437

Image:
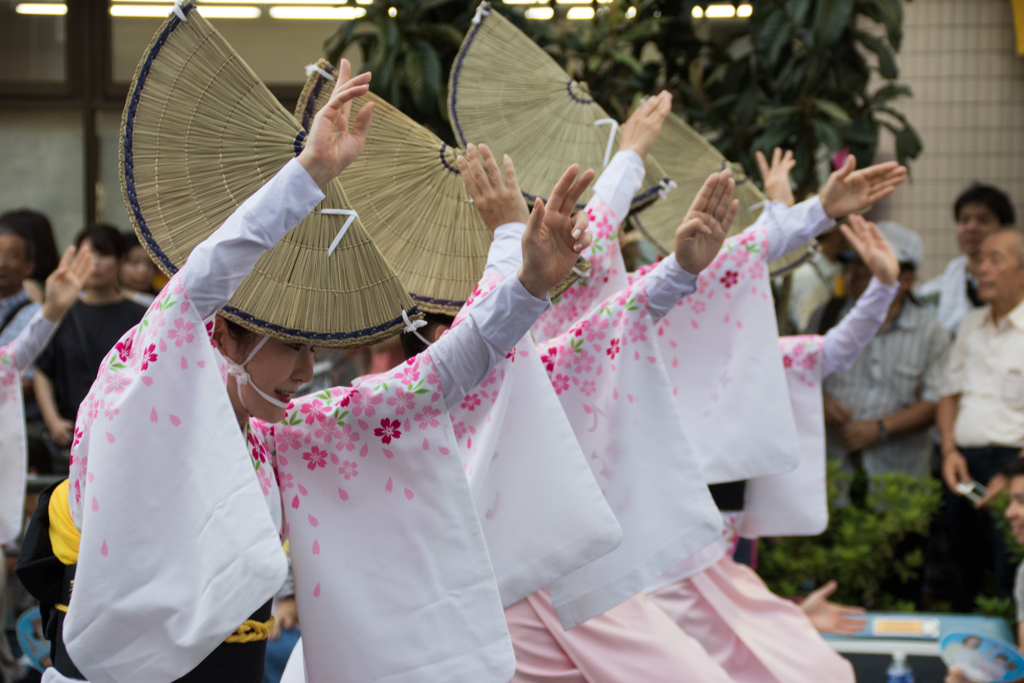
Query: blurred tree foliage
757,463,941,611
325,0,920,190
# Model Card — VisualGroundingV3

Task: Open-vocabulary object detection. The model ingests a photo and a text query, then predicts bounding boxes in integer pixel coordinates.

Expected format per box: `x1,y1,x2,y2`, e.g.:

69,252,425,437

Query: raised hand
458,143,530,232
818,155,907,219
755,147,796,208
841,215,899,286
618,91,672,160
42,244,94,324
298,58,374,189
674,170,738,275
518,164,595,299
800,581,867,636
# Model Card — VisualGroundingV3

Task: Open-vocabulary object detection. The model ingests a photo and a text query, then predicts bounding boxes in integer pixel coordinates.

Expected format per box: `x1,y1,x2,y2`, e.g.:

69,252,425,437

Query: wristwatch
877,420,889,444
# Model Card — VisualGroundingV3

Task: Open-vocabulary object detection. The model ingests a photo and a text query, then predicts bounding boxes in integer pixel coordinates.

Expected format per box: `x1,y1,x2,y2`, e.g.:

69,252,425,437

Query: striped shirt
820,298,951,478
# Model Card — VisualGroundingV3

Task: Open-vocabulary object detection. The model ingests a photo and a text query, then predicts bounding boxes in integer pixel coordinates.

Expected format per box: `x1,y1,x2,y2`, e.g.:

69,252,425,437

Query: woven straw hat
295,59,588,315
630,110,811,275
446,3,673,215
119,4,418,348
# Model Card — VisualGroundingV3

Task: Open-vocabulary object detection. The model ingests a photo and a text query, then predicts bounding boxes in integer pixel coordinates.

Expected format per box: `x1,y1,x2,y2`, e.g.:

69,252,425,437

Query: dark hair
954,184,1016,226
0,210,59,281
76,223,127,259
0,226,33,262
121,230,143,252
1001,457,1024,482
222,317,260,358
400,312,455,360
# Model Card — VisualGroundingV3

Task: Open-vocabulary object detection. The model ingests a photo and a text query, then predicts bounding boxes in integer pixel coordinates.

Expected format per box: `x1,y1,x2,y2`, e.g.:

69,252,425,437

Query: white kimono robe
51,158,576,683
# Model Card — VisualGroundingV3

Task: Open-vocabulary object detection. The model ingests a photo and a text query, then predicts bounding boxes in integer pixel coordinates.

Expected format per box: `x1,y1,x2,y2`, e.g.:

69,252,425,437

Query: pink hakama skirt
505,588,736,683
647,556,855,683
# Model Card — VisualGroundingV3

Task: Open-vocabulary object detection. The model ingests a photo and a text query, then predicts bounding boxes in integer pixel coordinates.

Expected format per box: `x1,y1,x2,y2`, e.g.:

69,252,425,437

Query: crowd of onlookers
785,183,1024,617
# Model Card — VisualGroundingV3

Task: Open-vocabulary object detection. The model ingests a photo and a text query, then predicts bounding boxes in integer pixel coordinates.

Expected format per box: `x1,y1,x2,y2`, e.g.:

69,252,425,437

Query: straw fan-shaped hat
446,3,673,215
119,4,417,348
631,111,812,275
295,59,588,314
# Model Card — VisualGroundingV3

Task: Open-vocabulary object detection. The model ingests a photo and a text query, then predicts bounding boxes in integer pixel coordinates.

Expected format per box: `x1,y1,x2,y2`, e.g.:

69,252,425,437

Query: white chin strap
225,336,290,410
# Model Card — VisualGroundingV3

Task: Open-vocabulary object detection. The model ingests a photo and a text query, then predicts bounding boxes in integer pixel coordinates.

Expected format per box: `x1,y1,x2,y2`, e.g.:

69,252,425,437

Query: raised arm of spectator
755,147,797,208
760,155,907,263
820,216,899,376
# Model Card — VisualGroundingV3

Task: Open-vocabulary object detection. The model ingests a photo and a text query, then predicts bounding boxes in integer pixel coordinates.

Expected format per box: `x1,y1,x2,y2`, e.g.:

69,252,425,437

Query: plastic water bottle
887,651,914,683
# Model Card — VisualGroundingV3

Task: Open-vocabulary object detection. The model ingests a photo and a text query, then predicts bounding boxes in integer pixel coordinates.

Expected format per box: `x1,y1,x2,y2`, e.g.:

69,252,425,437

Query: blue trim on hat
120,5,421,343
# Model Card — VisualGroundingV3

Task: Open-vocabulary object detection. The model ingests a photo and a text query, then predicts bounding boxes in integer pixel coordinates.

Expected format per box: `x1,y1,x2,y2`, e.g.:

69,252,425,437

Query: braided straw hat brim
446,3,672,215
630,111,812,276
296,59,590,312
119,4,418,348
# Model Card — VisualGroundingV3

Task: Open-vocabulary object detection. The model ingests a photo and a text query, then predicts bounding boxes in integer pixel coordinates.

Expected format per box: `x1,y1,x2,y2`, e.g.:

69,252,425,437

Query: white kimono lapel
0,346,26,545
269,348,516,683
740,335,829,539
651,226,800,483
537,274,722,629
532,199,630,343
447,274,622,608
64,275,288,683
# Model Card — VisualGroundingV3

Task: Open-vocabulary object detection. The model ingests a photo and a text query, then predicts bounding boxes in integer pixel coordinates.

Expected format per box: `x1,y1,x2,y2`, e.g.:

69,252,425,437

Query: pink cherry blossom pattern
167,318,195,347
374,417,402,444
339,460,358,480
415,404,441,430
386,387,416,415
302,446,328,470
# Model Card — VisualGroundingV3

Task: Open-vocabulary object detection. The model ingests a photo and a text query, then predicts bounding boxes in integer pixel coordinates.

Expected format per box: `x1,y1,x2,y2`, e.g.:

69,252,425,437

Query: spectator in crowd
947,458,1024,682
939,227,1024,611
0,217,42,350
120,230,158,307
813,221,950,479
34,225,146,449
919,184,1016,334
788,226,848,333
0,209,61,304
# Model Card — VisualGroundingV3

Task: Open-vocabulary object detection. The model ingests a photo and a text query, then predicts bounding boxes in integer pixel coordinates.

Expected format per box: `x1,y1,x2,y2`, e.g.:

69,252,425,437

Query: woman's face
212,318,316,424
120,245,157,292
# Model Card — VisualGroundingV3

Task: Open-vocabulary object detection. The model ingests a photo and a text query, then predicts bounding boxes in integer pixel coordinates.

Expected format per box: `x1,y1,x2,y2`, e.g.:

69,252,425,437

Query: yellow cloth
48,479,80,566
46,479,276,642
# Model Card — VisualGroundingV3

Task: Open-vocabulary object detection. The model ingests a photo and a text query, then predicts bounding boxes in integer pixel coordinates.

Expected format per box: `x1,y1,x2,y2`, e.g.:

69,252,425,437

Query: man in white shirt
939,227,1024,610
919,185,1016,334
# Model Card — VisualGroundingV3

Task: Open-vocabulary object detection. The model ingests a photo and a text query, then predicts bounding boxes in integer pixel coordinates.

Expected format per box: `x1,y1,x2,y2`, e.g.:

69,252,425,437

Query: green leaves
759,464,942,610
812,0,855,48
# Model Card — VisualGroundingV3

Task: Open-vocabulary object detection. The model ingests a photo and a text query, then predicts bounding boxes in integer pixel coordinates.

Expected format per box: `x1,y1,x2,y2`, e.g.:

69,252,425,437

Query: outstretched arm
644,170,738,321
760,154,906,263
821,216,900,376
432,161,594,405
9,245,92,373
179,59,374,319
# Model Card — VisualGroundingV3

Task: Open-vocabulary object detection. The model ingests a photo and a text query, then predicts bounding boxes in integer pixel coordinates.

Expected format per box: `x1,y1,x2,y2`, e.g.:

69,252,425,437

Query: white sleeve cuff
821,278,899,377
485,222,527,277
644,256,699,322
11,310,58,373
590,150,646,221
763,195,836,263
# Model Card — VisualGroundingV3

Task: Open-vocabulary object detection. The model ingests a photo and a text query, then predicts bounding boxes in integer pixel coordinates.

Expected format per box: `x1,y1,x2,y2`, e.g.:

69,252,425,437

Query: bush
757,462,941,610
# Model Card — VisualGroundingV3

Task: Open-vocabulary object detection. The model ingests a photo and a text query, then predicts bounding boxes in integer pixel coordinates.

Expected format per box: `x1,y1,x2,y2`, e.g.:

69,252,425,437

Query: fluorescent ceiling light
704,4,736,18
355,0,372,3
15,3,67,14
270,5,365,18
197,5,260,16
525,6,553,18
737,3,752,17
110,3,260,16
625,6,635,17
555,0,590,3
691,5,703,18
504,0,538,4
566,6,593,18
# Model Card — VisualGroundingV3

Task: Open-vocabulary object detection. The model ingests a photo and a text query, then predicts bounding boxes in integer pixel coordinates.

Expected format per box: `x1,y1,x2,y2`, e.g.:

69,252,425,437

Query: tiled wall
872,0,1024,280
